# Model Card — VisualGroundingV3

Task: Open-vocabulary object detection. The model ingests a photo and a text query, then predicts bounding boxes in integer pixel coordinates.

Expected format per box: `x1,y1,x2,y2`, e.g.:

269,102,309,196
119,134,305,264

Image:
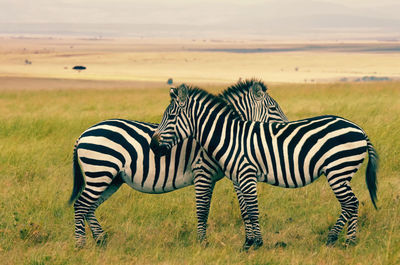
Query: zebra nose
150,134,170,157
150,134,161,152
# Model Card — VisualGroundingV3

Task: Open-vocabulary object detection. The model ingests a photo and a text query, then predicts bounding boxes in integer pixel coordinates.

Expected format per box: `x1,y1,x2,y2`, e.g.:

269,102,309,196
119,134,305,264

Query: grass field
0,79,399,264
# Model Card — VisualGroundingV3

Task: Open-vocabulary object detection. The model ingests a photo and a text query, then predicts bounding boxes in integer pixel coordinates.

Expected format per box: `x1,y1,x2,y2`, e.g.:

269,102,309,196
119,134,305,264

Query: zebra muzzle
150,134,169,157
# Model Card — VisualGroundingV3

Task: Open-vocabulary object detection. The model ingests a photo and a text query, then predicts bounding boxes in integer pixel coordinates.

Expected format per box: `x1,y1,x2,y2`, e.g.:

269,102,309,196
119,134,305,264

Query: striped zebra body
225,116,369,188
72,119,222,247
151,85,378,250
70,79,288,247
76,120,206,193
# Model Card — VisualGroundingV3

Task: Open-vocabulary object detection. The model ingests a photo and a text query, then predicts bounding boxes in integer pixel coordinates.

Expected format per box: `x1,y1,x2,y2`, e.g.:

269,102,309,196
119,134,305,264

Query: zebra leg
327,179,359,246
233,183,253,246
85,174,124,247
193,172,215,243
192,152,219,243
73,173,116,248
73,199,87,248
238,174,263,251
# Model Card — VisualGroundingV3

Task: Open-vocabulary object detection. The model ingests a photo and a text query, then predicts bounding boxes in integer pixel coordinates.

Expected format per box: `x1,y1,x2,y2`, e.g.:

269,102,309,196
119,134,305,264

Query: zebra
220,80,288,123
150,84,378,251
69,79,288,247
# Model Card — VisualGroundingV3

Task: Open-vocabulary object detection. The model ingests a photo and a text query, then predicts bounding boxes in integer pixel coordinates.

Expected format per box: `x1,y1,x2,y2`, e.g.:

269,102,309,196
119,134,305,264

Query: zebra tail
365,137,378,210
68,145,85,205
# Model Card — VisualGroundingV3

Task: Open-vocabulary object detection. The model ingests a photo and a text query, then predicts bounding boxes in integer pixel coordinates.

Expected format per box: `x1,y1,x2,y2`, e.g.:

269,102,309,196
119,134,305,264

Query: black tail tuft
69,146,85,205
366,138,378,210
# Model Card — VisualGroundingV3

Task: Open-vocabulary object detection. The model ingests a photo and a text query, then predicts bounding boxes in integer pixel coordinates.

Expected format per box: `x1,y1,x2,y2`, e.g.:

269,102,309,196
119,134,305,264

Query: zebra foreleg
193,164,217,243
327,179,359,246
238,174,263,251
233,183,253,246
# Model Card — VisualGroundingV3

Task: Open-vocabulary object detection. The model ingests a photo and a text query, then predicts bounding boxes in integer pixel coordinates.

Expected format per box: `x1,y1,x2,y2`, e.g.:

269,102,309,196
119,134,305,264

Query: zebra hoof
241,237,254,252
95,233,108,247
197,235,209,247
345,237,357,247
253,238,263,250
75,237,86,249
200,239,209,248
326,234,338,247
197,233,206,242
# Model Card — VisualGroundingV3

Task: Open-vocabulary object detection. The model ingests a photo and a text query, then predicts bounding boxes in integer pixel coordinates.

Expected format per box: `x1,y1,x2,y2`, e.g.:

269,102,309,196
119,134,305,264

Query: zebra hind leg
73,199,87,248
85,175,124,247
327,178,359,247
73,173,121,248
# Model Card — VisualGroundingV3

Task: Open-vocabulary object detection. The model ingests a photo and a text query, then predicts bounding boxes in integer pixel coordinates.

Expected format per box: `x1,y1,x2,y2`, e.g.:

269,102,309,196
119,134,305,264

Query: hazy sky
1,0,399,23
1,0,399,38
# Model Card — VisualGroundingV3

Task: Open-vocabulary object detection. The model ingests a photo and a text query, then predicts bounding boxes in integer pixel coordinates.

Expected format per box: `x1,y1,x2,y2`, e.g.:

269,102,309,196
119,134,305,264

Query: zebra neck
192,105,250,166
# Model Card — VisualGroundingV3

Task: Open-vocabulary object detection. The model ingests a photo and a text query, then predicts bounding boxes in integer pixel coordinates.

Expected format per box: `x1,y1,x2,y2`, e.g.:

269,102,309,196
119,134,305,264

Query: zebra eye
169,114,176,119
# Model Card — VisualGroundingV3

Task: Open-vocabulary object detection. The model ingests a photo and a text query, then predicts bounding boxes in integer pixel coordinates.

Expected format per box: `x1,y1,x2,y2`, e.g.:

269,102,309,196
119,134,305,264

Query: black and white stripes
69,79,288,247
220,79,288,123
151,84,378,250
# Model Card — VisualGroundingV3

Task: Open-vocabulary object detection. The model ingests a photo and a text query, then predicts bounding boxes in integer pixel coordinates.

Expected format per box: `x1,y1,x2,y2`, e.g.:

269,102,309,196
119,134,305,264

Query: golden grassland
0,37,399,264
0,79,399,265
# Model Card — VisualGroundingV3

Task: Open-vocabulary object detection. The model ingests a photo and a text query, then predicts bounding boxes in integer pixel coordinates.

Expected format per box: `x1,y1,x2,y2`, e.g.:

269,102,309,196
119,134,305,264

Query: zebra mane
218,78,267,101
177,84,241,119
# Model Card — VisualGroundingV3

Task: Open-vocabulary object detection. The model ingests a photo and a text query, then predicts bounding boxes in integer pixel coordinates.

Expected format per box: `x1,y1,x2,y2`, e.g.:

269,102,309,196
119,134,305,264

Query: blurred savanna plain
0,37,399,265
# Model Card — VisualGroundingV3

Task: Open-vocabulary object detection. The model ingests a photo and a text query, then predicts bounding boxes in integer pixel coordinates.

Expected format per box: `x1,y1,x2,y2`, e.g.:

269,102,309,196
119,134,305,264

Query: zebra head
150,84,194,156
220,79,289,123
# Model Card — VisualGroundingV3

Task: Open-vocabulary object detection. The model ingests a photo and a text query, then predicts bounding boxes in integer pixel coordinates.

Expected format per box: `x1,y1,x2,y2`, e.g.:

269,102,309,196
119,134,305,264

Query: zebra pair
150,84,378,250
69,79,288,247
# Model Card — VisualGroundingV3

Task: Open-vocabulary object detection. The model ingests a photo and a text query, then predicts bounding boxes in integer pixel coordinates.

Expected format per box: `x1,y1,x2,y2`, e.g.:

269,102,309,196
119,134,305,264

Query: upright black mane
218,78,267,100
181,84,241,119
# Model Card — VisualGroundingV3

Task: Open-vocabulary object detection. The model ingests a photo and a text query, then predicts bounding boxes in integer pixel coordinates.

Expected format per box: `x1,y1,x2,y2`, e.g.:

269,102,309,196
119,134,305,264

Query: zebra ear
177,84,188,106
251,83,265,100
170,86,178,99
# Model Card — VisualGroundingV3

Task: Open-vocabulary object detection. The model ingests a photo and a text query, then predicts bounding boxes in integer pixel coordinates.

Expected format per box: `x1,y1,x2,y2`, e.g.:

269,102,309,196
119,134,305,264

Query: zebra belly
259,172,321,188
121,151,196,194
